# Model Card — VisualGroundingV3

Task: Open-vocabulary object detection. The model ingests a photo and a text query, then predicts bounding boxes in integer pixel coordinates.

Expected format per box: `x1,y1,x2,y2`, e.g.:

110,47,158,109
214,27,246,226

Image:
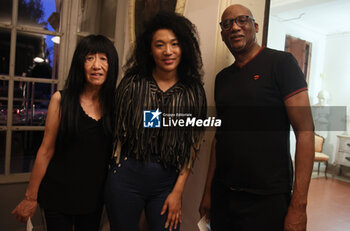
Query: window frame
0,0,154,184
0,0,68,183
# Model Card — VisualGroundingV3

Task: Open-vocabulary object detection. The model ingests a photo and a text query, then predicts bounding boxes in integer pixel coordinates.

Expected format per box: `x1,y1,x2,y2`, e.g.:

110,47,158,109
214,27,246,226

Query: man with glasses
199,4,314,231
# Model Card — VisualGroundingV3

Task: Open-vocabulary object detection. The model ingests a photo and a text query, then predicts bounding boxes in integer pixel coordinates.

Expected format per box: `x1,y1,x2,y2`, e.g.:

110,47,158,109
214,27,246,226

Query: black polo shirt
214,47,307,194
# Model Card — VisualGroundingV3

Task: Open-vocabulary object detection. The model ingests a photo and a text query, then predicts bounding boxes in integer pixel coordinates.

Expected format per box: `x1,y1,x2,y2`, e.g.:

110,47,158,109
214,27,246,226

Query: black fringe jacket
113,74,207,170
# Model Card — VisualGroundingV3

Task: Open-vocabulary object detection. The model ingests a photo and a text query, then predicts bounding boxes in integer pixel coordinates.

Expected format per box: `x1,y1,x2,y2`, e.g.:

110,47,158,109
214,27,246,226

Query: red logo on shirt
253,75,260,80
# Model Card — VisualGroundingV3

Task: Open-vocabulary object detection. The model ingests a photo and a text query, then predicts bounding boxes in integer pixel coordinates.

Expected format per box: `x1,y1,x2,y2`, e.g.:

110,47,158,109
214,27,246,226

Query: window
0,0,120,183
0,0,62,183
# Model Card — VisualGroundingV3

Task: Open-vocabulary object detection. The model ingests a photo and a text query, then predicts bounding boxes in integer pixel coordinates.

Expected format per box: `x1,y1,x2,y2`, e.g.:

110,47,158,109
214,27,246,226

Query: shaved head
221,4,254,21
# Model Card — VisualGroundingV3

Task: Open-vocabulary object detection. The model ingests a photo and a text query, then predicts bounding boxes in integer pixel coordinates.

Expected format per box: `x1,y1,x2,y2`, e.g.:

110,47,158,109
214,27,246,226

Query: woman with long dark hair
105,12,207,231
12,34,118,231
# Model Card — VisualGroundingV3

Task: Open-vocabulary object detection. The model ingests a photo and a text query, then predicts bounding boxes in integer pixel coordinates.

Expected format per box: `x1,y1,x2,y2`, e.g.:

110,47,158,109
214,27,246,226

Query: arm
199,138,216,221
12,91,61,223
161,166,190,231
284,91,314,231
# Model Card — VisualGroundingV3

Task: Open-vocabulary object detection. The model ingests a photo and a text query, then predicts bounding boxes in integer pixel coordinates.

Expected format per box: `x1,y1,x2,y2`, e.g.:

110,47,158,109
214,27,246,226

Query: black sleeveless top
38,95,112,214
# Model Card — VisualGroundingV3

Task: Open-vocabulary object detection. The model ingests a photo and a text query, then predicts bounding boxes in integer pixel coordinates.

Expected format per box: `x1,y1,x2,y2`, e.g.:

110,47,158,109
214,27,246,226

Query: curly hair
60,35,119,136
124,11,203,84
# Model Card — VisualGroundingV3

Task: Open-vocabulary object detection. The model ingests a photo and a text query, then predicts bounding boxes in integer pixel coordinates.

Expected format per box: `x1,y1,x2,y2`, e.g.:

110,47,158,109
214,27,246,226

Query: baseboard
10,225,45,231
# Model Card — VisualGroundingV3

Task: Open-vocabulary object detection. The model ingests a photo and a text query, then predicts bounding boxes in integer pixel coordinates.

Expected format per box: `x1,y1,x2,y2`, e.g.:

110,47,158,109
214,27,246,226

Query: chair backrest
315,134,325,152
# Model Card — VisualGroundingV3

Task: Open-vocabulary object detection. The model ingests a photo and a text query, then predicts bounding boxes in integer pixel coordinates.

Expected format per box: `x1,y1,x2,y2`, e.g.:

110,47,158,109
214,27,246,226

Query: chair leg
317,162,320,175
324,161,328,179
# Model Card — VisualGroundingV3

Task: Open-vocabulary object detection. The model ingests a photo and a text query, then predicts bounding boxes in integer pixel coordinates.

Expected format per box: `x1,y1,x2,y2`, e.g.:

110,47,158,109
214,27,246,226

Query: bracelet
24,195,37,202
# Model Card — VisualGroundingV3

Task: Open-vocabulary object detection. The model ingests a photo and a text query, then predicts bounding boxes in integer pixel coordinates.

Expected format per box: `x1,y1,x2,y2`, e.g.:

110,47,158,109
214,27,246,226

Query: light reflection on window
12,81,56,126
15,32,59,78
0,80,8,125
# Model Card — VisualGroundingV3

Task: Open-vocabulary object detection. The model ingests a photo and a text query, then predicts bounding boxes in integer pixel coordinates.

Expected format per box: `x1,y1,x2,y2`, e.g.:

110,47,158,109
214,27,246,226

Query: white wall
182,1,219,230
267,16,350,162
321,32,350,161
323,32,350,107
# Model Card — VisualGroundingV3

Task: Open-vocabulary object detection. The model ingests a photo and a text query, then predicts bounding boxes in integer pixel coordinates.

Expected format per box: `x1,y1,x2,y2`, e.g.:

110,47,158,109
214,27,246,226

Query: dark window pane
0,28,11,75
18,0,62,32
0,80,8,125
79,0,116,38
12,81,56,126
11,130,43,173
0,0,12,25
0,131,5,174
16,32,60,79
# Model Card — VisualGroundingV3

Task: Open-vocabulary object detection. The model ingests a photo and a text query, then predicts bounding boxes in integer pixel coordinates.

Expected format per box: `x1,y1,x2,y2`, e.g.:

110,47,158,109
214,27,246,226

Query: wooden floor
307,177,350,231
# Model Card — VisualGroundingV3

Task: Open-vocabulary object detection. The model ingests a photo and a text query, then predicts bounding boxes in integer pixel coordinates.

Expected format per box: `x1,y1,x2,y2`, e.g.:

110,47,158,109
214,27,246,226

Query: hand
12,199,38,223
199,190,211,222
284,204,307,231
161,191,182,231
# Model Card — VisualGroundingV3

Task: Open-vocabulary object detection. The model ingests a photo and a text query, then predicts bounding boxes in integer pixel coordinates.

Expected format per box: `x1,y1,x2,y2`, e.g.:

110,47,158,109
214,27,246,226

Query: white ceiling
270,0,350,35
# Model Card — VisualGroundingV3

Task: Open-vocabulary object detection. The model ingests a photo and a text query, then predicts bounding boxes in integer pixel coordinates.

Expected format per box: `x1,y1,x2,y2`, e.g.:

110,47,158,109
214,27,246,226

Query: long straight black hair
59,35,118,137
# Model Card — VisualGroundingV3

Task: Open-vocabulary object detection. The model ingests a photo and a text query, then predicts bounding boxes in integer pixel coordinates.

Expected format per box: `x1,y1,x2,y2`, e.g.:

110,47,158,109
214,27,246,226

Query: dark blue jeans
105,156,179,231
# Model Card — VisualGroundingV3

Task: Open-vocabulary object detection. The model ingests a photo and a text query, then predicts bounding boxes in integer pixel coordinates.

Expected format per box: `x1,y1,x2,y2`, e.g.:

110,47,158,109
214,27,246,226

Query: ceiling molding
271,0,336,14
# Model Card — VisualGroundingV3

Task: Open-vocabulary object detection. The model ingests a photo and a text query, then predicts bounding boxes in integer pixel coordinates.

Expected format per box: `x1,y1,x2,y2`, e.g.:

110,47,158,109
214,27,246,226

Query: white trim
0,75,9,80
13,76,59,84
15,25,62,36
60,0,80,89
115,0,129,84
0,173,30,184
0,23,12,29
175,0,187,14
5,0,19,177
12,126,45,131
128,0,136,46
57,0,69,90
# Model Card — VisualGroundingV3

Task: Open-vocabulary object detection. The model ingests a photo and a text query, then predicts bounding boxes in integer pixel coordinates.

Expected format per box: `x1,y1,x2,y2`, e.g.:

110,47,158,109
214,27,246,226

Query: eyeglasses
220,15,255,31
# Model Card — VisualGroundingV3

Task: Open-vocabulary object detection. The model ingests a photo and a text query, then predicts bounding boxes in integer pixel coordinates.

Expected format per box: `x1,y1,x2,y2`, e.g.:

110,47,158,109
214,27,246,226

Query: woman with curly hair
12,35,118,231
105,11,207,231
